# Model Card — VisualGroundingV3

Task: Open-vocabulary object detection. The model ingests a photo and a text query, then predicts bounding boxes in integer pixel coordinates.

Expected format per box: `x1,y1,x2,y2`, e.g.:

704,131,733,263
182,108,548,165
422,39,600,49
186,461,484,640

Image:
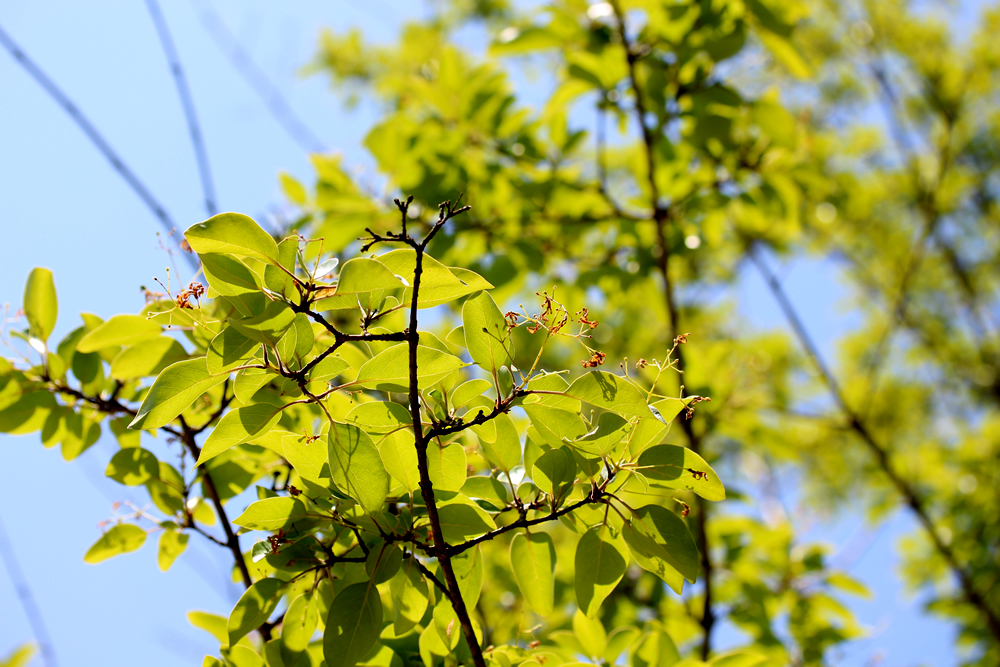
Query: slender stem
0,512,59,667
145,0,217,217
177,418,271,639
749,245,1000,642
0,21,195,268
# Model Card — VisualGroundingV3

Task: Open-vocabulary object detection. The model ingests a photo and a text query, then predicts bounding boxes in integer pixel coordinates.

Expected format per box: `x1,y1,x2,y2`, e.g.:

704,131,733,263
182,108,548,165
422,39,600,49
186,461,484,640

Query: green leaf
427,441,467,493
282,593,318,654
105,447,159,485
366,543,403,584
84,524,147,564
708,650,775,667
632,626,681,667
531,448,575,497
328,422,389,513
634,445,725,501
337,257,406,294
202,254,265,317
233,497,311,531
621,522,685,594
228,577,286,646
309,354,351,383
345,401,411,434
128,358,227,430
574,524,628,617
207,327,259,375
524,405,588,448
157,530,189,572
463,291,513,373
565,371,654,417
223,645,263,667
234,367,277,403
188,611,228,645
629,504,699,584
275,313,314,371
605,627,641,665
572,609,606,657
390,561,429,635
23,267,57,342
436,501,497,542
826,572,872,599
110,336,188,380
510,532,556,615
478,413,521,471
186,212,279,263
0,391,57,434
451,379,492,408
355,344,465,392
229,300,296,347
377,249,493,309
76,314,161,353
281,432,330,483
565,412,631,458
378,430,420,492
323,582,383,667
461,476,509,506
197,403,284,465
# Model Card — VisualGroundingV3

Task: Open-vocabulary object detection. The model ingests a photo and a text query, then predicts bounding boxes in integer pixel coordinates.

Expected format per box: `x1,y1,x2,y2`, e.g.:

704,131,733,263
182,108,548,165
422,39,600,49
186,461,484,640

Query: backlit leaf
77,315,161,352
228,577,286,646
105,447,159,485
129,359,228,430
323,582,382,667
197,403,284,465
84,524,146,564
328,422,389,513
23,267,57,342
355,344,464,392
463,291,513,373
233,497,311,531
574,524,628,617
186,212,279,263
510,532,556,615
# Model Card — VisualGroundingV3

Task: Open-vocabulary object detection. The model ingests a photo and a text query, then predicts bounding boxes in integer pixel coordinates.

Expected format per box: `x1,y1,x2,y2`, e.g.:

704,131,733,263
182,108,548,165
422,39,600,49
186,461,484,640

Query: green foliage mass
5,0,1000,665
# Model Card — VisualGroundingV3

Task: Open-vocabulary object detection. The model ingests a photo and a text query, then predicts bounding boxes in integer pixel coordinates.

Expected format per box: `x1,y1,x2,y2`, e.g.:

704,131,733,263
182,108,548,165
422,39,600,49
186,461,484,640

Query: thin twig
0,21,195,268
146,0,218,217
194,2,326,153
0,513,59,667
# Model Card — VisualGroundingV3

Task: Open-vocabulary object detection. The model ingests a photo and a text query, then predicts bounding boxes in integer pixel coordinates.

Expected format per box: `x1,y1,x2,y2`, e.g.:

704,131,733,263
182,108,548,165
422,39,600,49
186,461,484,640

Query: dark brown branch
396,197,485,667
176,417,270,638
446,484,608,557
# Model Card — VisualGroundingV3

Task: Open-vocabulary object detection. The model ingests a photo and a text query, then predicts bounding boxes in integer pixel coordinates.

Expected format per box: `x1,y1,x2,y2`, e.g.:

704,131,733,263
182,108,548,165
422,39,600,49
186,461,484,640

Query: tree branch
395,197,486,667
749,244,1000,642
0,21,195,268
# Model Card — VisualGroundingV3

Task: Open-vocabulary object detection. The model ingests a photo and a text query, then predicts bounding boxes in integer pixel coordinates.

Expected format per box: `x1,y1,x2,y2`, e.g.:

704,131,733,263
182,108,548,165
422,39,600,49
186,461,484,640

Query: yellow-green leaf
510,532,556,615
84,524,147,564
23,267,57,342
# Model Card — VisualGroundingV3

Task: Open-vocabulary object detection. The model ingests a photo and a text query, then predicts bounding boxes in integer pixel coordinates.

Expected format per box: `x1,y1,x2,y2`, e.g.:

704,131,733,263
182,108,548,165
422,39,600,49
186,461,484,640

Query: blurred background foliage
286,0,1000,664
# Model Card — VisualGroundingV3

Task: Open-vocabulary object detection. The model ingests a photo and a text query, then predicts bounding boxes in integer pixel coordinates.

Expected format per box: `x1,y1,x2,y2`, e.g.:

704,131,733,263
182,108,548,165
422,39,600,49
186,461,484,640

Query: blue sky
0,1,960,665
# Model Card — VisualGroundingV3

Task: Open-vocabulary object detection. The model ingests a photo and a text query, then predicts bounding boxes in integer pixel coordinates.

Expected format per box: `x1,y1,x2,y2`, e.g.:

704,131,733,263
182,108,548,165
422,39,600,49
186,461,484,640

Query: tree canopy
3,1,1000,666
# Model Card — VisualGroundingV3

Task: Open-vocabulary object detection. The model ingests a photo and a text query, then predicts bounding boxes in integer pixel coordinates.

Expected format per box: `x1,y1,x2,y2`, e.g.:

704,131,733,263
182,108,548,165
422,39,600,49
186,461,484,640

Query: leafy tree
4,0,1000,665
